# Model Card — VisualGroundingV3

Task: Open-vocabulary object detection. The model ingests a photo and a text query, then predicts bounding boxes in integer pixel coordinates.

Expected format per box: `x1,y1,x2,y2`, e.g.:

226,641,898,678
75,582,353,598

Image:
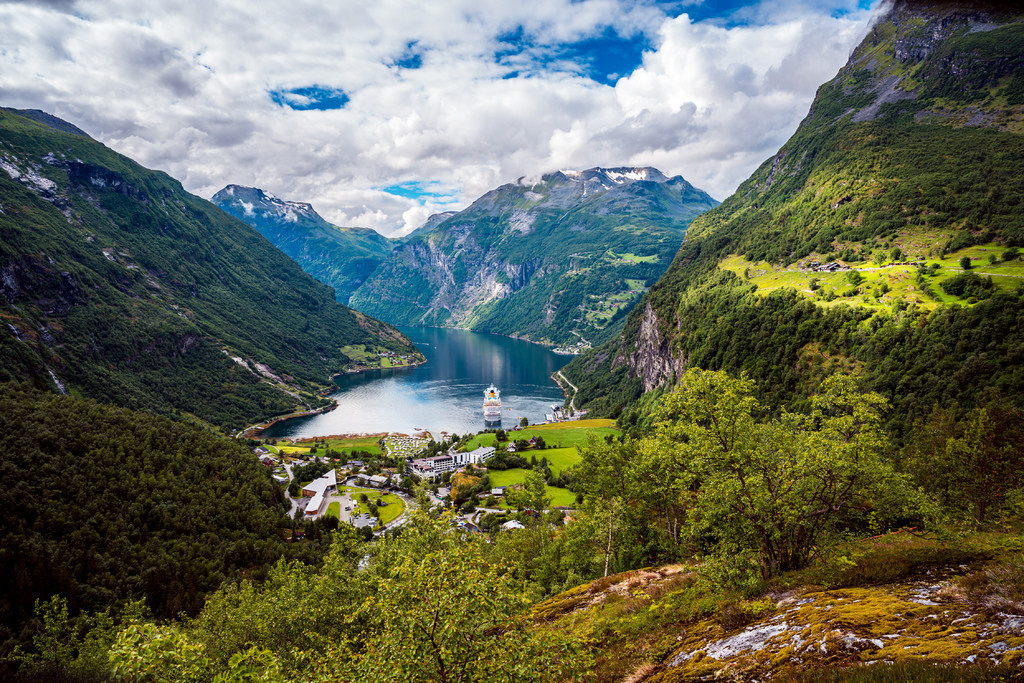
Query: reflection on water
262,326,571,438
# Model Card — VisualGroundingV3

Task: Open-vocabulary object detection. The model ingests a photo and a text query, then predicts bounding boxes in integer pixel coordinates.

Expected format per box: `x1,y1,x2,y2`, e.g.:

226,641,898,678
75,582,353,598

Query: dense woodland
0,384,331,679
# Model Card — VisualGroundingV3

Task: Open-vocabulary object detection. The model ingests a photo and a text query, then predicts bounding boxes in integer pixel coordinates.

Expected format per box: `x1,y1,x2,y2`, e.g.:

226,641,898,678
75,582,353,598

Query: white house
302,469,337,518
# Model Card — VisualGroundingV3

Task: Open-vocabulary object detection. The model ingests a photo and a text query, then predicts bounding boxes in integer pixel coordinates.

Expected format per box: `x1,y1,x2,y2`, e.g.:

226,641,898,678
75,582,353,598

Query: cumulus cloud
0,0,875,235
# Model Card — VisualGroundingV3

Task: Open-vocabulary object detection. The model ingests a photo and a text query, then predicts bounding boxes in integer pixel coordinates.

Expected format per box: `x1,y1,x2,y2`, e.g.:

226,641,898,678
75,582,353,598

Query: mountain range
219,167,718,347
212,185,396,303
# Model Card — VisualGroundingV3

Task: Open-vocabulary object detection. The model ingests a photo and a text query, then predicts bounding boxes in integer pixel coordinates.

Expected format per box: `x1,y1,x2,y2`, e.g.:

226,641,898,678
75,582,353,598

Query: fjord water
262,326,571,438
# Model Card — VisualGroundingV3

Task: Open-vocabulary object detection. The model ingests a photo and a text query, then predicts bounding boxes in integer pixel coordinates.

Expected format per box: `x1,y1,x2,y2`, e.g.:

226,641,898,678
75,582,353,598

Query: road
557,370,579,413
283,463,299,518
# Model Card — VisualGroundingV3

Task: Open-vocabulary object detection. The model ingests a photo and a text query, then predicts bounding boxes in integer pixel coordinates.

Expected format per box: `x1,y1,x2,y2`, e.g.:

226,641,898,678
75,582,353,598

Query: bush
940,271,994,300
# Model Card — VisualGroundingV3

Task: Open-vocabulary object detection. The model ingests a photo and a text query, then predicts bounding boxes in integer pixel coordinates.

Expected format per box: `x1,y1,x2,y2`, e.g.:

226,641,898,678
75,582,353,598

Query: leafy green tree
906,400,1024,525
108,622,210,683
575,436,635,576
341,511,589,683
960,255,972,269
655,369,920,578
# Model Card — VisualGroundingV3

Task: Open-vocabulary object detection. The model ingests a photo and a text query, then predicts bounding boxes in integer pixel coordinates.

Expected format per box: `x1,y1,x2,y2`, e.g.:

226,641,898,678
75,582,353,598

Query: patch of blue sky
392,41,423,70
269,86,349,111
495,25,651,84
653,0,875,27
381,181,461,204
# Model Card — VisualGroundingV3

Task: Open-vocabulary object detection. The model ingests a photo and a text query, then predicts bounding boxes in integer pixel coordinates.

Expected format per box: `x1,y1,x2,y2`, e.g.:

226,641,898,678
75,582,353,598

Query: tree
654,369,920,578
520,416,529,428
575,436,634,576
343,511,589,683
906,399,1024,525
960,255,972,269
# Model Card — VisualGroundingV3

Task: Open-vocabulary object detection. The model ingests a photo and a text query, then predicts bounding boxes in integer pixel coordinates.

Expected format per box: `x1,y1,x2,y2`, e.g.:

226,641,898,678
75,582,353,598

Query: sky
0,0,878,236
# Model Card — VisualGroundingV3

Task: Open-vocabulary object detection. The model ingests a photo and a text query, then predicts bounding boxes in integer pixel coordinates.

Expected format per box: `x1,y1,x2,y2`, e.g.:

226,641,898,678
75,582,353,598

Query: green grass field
460,418,620,451
487,469,577,507
326,436,383,456
376,494,405,524
517,447,579,476
606,250,658,264
325,502,340,519
343,488,405,525
719,244,1024,313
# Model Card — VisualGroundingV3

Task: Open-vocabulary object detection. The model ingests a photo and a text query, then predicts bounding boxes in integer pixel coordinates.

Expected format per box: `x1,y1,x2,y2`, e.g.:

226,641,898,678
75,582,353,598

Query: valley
224,168,719,348
2,1,1024,682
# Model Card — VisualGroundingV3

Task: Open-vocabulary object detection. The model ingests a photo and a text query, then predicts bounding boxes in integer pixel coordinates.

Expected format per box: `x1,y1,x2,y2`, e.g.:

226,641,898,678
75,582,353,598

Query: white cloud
0,0,876,236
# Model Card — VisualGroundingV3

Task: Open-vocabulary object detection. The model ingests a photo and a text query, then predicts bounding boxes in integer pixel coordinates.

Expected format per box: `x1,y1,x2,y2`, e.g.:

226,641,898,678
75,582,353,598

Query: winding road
557,370,579,413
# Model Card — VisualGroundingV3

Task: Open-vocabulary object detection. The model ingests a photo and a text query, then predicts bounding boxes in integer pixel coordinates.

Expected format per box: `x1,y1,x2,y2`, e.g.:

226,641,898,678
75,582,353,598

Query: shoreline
236,400,338,439
401,323,560,349
329,356,427,381
239,358,427,440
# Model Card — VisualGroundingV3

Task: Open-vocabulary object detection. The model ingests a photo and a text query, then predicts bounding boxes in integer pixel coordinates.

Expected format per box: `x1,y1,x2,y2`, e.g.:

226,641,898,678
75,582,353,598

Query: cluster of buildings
545,405,586,423
410,446,496,480
804,261,847,273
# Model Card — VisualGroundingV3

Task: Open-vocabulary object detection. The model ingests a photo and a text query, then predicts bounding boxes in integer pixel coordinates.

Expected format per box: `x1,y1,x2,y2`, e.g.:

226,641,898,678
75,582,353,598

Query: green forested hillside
212,185,396,304
0,109,422,430
565,4,1024,432
0,385,326,671
350,167,719,346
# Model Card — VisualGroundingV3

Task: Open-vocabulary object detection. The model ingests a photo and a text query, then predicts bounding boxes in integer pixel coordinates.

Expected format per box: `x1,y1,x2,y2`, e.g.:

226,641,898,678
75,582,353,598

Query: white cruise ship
483,384,502,424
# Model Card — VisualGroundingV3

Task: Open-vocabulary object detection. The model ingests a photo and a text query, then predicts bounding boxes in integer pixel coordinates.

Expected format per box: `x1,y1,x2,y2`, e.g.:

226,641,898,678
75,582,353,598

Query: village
251,419,619,536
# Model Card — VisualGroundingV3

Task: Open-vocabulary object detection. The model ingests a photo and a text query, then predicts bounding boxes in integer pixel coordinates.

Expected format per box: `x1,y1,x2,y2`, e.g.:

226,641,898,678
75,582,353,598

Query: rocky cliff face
350,167,718,345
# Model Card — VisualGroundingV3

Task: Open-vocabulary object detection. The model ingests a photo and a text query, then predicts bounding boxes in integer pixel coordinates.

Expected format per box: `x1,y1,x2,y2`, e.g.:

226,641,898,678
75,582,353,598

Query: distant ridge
2,107,90,137
212,184,396,303
350,166,719,346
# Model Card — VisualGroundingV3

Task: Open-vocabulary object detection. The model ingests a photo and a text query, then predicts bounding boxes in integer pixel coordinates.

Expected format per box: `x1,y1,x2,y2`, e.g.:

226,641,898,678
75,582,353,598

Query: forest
0,384,333,680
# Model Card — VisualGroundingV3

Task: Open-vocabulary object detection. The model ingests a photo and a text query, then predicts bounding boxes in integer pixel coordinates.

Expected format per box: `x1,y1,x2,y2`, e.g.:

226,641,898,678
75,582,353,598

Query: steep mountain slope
564,2,1024,433
350,167,719,346
0,109,422,431
212,185,395,303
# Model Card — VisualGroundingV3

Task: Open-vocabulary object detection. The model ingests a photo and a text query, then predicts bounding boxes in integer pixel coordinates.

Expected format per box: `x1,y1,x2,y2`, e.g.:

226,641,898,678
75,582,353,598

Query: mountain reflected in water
262,326,571,438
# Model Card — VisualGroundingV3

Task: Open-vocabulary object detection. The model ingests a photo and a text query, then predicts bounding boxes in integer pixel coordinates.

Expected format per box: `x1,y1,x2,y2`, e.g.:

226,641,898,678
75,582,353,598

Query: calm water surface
262,327,571,438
